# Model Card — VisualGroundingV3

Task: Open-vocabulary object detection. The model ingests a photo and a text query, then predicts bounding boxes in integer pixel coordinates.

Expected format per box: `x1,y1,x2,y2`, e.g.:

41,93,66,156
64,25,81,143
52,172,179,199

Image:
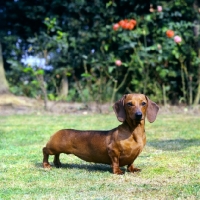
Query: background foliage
0,0,200,105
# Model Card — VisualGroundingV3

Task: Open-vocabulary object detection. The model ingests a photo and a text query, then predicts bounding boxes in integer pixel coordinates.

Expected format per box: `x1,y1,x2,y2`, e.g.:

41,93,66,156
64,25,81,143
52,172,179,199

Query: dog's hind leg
127,164,141,173
53,154,62,168
42,147,51,168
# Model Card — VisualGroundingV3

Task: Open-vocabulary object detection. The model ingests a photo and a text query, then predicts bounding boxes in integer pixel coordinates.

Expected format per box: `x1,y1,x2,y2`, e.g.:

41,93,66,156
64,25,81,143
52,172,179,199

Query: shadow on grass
147,138,200,151
62,163,113,173
35,162,113,173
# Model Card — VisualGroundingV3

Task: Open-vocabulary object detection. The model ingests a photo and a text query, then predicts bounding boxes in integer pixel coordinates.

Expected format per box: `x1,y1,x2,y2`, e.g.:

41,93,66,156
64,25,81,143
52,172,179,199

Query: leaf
23,67,33,73
159,69,168,78
31,80,39,85
81,73,91,78
82,55,88,59
123,63,128,67
108,66,115,73
106,1,112,8
66,72,71,76
104,44,109,51
48,93,56,101
36,69,44,75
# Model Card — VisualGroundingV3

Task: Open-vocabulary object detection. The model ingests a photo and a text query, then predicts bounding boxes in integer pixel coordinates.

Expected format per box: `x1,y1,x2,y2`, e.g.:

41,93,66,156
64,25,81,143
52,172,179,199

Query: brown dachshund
42,94,159,174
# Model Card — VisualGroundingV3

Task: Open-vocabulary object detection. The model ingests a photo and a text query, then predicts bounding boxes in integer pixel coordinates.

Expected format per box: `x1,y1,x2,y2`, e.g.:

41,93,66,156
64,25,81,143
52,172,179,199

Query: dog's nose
135,111,142,120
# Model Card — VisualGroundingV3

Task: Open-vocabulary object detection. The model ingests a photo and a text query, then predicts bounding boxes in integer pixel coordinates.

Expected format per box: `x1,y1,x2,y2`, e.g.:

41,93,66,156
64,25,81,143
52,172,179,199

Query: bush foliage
1,0,200,105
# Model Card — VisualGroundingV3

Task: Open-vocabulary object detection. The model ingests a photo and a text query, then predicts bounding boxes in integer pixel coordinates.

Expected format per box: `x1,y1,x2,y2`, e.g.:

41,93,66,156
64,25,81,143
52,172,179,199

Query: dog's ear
112,95,126,122
146,96,159,123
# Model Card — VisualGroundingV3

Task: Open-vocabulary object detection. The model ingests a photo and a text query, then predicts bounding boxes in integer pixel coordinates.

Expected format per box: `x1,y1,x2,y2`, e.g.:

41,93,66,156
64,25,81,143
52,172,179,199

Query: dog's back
45,129,115,164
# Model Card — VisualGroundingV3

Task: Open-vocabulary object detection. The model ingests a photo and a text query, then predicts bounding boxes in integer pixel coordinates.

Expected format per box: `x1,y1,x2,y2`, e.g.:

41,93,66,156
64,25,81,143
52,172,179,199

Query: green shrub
4,0,200,105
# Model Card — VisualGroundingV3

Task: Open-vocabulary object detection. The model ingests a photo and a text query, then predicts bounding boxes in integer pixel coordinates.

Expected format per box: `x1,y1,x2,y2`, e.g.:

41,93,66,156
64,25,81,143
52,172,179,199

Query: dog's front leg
112,158,124,175
108,149,123,175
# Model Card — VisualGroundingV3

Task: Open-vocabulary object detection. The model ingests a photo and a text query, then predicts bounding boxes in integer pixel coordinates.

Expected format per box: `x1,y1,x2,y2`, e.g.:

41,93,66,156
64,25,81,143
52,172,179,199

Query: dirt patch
0,94,111,115
0,94,199,116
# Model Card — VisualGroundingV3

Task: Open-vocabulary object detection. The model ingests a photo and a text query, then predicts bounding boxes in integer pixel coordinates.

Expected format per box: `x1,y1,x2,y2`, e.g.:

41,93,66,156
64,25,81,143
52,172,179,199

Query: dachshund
42,94,159,174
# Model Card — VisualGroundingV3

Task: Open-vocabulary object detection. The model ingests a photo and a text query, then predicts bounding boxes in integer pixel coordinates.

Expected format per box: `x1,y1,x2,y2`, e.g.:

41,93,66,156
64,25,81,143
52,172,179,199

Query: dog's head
113,94,159,123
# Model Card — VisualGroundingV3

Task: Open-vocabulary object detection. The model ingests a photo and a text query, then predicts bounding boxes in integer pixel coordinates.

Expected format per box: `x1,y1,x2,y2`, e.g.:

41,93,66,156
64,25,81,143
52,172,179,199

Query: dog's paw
43,162,51,169
127,165,141,173
132,168,141,172
54,162,62,168
128,168,141,173
113,168,124,175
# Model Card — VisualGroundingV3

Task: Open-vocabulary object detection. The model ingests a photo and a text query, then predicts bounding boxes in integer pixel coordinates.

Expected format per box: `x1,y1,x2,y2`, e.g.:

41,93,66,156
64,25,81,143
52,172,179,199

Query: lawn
0,112,200,199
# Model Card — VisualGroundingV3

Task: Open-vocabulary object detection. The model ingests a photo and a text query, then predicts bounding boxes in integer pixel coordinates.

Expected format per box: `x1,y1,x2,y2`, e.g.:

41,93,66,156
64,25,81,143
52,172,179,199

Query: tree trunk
194,76,200,105
59,75,68,100
36,74,48,110
0,43,10,94
193,0,200,105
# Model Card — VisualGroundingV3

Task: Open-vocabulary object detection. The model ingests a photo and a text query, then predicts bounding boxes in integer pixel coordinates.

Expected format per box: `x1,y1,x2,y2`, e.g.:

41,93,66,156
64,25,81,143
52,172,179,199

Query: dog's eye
141,102,146,106
127,102,133,107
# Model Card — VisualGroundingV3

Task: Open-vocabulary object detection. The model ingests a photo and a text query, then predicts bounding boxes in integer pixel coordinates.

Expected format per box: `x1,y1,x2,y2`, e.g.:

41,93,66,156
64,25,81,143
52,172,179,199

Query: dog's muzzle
135,111,142,120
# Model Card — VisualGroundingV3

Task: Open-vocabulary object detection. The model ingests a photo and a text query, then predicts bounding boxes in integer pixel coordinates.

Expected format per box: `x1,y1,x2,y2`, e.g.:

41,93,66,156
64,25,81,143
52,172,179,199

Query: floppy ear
146,96,159,123
112,95,126,122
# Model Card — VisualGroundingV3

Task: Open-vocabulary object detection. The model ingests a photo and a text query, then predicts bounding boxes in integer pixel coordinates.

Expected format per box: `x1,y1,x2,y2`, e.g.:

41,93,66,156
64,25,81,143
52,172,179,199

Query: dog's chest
119,136,145,165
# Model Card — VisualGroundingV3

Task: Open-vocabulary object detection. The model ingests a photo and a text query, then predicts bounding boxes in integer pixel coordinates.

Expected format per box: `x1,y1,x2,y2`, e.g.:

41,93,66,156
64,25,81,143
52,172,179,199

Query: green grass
0,113,200,199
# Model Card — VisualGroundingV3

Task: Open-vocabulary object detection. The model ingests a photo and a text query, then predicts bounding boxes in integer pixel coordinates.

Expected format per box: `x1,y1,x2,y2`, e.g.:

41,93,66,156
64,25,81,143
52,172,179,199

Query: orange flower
123,22,130,30
166,30,175,38
129,19,137,26
127,23,134,30
115,19,137,31
119,20,126,28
